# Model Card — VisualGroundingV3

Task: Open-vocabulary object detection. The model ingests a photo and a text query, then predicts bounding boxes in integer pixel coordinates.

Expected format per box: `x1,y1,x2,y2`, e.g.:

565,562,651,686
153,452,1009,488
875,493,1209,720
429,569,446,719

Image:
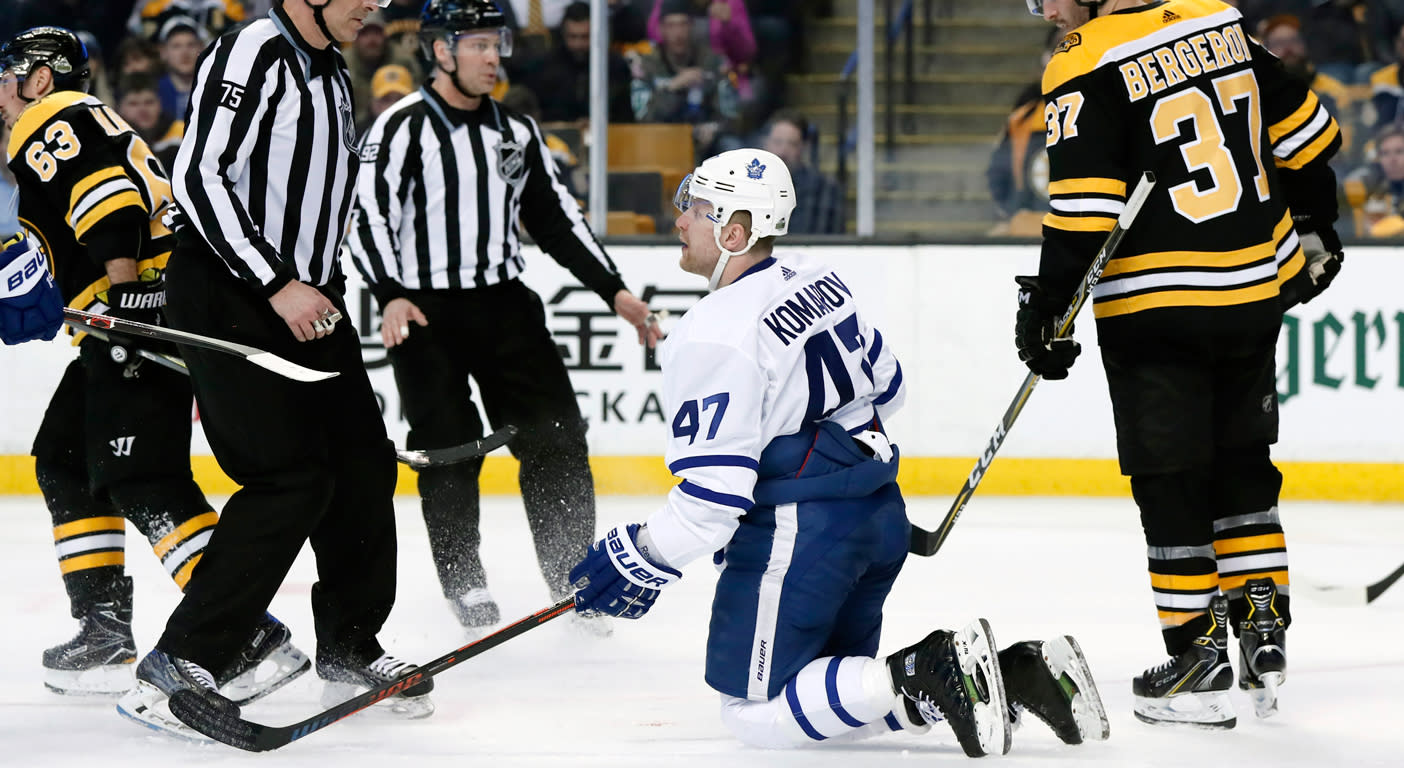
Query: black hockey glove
1280,226,1343,310
103,279,170,366
1014,275,1080,380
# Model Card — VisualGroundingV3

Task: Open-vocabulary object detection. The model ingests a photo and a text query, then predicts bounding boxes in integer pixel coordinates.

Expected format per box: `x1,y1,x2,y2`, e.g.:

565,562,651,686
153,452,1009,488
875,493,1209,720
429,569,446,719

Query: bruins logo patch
1054,32,1082,54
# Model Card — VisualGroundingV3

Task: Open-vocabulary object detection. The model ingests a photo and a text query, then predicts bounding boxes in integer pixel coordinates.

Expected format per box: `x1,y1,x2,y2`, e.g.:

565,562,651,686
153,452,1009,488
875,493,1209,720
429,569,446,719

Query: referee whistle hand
614,289,663,349
380,297,428,348
271,280,339,343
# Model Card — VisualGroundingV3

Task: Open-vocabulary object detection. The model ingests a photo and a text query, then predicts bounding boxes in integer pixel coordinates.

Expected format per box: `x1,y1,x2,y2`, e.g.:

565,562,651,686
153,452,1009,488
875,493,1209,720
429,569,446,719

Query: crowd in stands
989,1,1404,239
1,0,848,235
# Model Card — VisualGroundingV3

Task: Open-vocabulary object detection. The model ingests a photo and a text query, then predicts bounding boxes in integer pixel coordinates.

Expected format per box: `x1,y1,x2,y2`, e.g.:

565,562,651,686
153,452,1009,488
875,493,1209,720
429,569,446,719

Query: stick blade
168,689,264,752
245,352,340,382
396,425,519,468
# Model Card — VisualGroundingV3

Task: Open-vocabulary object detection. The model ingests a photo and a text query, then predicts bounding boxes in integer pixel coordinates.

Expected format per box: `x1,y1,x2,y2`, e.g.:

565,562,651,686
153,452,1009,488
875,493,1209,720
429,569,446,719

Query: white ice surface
2,495,1401,766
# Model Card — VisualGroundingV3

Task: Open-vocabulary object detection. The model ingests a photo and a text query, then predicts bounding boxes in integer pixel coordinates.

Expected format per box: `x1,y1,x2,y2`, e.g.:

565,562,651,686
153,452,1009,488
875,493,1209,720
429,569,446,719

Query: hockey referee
347,0,662,636
126,0,433,732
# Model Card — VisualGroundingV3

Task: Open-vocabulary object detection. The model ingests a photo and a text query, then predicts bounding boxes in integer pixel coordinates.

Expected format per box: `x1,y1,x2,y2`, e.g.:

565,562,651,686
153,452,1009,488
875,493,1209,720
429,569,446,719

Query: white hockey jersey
644,252,906,568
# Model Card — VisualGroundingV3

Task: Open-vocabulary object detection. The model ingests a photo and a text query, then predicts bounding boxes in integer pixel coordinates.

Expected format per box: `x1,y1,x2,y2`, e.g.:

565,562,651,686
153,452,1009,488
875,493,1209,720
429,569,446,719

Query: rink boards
2,244,1400,500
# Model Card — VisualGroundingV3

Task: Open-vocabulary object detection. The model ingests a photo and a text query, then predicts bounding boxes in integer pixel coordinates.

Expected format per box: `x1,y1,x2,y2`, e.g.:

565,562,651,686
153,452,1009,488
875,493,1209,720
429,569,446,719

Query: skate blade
956,618,1012,756
1246,671,1282,719
44,662,136,697
1133,690,1236,729
1043,635,1110,741
220,641,311,706
321,680,436,719
116,681,215,744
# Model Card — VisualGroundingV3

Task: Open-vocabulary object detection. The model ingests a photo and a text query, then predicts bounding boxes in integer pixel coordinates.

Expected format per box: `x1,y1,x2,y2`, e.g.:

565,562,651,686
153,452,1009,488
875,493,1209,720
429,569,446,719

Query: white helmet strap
707,215,760,292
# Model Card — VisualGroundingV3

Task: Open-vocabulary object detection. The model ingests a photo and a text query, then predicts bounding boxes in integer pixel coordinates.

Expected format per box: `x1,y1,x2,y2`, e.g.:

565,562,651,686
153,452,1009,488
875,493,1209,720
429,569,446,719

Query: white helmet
674,149,796,291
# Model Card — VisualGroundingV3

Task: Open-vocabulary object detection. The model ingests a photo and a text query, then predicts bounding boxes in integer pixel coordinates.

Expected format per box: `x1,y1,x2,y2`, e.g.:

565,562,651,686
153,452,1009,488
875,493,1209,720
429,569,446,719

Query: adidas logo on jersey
1162,9,1180,22
781,265,797,281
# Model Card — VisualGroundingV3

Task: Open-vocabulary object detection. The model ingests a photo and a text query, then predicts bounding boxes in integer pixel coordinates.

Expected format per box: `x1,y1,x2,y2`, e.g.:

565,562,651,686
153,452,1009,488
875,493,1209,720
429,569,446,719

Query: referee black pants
158,241,398,672
390,280,595,600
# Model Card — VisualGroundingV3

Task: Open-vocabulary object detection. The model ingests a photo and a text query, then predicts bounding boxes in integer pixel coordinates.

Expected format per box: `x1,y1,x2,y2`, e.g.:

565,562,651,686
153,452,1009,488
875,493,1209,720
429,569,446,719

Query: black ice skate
318,652,435,718
215,612,310,705
117,649,239,742
1132,594,1236,728
999,636,1110,744
1237,578,1287,719
42,576,136,696
887,619,1011,757
450,587,501,630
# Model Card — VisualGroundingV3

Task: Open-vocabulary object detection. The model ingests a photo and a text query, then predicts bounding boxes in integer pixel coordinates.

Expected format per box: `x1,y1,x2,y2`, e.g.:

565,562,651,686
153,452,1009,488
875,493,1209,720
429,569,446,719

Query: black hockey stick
1307,561,1404,605
394,425,519,468
81,322,515,467
909,172,1157,557
169,596,576,751
64,308,338,383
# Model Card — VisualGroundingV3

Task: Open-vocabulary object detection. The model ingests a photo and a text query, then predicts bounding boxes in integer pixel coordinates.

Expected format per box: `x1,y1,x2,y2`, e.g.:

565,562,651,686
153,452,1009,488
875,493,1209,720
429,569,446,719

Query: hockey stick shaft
1309,561,1404,605
170,596,576,751
909,172,1156,557
63,308,338,383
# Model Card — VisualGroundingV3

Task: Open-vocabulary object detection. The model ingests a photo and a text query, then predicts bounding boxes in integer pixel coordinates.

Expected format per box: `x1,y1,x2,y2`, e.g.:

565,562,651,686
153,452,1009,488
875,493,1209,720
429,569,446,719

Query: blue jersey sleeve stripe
866,328,884,365
873,360,903,405
668,454,761,474
678,480,752,511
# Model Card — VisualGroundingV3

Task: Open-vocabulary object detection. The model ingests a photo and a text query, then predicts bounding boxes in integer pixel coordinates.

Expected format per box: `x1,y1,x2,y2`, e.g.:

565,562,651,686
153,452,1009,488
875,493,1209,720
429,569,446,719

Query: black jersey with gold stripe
1037,0,1341,345
5,90,177,317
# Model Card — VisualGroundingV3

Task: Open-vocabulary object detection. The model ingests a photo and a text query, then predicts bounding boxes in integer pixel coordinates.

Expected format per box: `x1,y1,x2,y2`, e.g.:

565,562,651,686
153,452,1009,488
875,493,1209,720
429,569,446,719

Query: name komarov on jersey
761,272,853,346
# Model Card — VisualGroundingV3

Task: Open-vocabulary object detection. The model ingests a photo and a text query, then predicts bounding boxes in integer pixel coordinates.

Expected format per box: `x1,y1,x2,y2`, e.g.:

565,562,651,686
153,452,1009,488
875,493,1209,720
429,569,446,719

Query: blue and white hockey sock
720,656,929,748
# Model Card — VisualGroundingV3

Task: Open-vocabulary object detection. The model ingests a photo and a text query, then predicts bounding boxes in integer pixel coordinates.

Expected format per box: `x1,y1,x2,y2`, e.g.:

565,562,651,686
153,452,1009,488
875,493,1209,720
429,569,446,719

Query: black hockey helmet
419,0,512,59
0,26,91,94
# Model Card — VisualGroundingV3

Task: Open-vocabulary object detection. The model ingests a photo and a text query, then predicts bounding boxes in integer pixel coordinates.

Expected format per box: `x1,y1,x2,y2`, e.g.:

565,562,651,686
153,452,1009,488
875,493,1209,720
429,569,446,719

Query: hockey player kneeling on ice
569,149,1111,755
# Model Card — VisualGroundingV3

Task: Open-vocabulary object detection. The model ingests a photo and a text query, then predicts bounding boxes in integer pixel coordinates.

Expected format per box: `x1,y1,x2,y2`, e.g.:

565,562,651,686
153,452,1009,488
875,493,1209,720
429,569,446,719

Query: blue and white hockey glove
0,232,62,345
570,524,681,619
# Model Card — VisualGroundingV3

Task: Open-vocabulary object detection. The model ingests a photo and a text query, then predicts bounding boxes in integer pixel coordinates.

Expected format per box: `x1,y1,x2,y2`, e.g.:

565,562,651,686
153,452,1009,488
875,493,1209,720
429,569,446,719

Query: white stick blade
246,353,340,382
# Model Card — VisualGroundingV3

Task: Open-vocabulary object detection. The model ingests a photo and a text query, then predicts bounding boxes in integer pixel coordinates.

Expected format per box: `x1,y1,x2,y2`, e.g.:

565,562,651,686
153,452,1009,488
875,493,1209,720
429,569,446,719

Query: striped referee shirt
171,4,359,297
346,85,626,308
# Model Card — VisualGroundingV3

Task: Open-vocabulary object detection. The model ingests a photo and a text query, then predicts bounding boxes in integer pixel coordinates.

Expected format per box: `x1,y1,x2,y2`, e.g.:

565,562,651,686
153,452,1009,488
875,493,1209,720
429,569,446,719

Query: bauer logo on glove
570,524,681,619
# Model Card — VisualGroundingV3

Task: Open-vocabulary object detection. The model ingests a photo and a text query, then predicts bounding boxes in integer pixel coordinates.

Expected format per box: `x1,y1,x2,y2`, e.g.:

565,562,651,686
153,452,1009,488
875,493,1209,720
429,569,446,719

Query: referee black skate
346,0,662,637
121,0,432,739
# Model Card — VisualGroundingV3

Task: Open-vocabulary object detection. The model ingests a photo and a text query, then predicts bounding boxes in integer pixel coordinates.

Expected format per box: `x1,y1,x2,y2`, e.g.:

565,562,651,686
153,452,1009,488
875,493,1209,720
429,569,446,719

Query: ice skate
450,588,501,635
42,576,137,696
1000,636,1109,744
1236,578,1287,719
117,649,238,743
887,618,1011,757
318,652,435,718
216,613,310,705
1133,594,1236,728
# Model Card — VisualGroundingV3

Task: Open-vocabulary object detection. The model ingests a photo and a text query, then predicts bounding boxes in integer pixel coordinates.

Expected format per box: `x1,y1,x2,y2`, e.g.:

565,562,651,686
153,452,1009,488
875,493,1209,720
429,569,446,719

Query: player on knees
569,149,1110,755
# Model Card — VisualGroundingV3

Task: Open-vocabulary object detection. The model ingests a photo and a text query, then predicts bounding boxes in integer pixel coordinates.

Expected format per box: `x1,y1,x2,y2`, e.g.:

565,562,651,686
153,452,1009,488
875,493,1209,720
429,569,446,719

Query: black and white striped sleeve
517,115,627,307
346,106,415,308
171,30,290,297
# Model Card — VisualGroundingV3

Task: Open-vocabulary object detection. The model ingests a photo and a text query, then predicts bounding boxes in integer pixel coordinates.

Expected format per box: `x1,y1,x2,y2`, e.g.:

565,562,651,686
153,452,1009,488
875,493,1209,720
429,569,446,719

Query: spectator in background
75,31,115,106
1344,126,1404,237
114,37,163,78
116,74,185,171
1301,0,1393,85
155,16,209,120
987,29,1063,234
761,110,843,234
382,0,429,73
609,0,649,51
1262,15,1355,162
1370,26,1404,132
365,64,415,133
633,0,742,158
131,0,248,41
0,125,17,236
646,0,753,70
347,11,421,127
523,2,634,125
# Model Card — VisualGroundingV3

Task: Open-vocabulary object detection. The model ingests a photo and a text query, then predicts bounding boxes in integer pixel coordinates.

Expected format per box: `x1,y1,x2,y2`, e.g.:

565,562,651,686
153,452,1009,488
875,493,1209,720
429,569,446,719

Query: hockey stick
80,322,516,467
168,596,576,751
1306,561,1404,605
394,425,519,468
63,308,338,383
909,172,1157,557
